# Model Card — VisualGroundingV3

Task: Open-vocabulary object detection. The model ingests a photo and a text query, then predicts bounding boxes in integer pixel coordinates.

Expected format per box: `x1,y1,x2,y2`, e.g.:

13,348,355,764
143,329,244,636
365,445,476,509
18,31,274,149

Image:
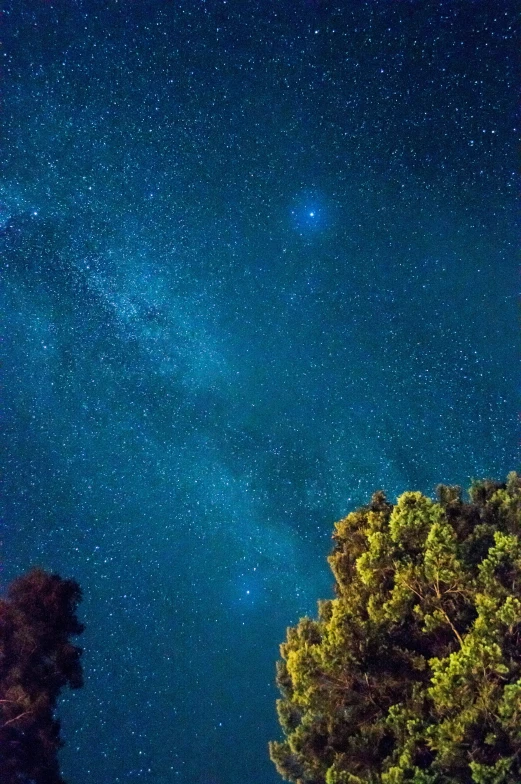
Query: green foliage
270,473,521,784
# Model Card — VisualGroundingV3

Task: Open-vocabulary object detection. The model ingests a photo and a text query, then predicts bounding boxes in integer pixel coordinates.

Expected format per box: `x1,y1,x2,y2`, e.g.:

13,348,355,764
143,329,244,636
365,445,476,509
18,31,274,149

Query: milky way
1,2,518,782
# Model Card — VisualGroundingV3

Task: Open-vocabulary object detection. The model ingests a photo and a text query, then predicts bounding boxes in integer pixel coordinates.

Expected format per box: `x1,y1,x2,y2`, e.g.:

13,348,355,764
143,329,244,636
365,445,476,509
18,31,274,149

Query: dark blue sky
1,1,519,782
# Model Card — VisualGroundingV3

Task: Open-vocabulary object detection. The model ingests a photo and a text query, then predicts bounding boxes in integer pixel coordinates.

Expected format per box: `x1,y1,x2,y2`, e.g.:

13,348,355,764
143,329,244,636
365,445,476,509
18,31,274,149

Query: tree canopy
0,568,84,784
270,473,521,784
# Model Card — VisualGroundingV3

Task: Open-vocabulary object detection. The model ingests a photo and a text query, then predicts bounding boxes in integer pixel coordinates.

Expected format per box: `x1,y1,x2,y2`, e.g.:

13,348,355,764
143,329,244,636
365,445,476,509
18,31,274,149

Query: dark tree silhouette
0,568,84,784
270,473,521,784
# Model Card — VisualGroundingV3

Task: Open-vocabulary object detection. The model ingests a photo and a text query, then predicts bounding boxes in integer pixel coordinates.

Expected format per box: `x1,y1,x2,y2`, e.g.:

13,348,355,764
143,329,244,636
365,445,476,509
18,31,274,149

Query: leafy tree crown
270,473,521,784
0,568,84,784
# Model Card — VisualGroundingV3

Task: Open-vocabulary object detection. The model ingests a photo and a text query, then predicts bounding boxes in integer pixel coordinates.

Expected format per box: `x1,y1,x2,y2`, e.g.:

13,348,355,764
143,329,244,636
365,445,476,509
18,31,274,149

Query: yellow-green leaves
497,680,521,738
469,756,516,784
423,518,462,589
282,617,323,708
388,492,437,549
478,532,521,597
326,759,368,784
270,474,521,784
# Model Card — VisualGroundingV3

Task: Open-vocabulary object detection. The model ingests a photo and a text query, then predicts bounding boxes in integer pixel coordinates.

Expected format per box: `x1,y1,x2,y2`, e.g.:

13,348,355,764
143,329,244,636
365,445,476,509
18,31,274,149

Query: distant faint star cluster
1,1,518,783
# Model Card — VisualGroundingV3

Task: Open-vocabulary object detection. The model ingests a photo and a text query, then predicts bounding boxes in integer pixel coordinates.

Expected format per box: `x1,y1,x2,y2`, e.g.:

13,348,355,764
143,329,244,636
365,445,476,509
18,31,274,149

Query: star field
1,2,519,783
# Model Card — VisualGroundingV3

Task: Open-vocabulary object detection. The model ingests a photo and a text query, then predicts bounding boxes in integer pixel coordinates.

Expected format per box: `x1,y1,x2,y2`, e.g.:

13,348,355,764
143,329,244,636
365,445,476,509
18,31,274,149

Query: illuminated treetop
270,473,521,784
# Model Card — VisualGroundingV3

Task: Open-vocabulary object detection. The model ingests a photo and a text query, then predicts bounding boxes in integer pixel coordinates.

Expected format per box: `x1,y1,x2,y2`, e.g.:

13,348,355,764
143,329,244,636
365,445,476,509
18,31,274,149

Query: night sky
1,1,519,782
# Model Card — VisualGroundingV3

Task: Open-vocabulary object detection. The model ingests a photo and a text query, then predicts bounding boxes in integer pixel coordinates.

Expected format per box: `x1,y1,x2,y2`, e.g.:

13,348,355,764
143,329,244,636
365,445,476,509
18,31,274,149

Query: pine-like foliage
0,568,84,784
270,473,521,784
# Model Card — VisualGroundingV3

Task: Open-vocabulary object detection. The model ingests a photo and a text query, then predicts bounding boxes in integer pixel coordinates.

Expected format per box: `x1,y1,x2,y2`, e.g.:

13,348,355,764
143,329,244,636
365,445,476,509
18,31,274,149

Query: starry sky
1,1,519,782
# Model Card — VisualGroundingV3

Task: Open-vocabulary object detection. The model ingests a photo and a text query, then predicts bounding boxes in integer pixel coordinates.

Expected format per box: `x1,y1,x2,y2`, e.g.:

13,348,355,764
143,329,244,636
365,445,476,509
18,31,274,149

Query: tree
270,473,521,784
0,568,84,784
